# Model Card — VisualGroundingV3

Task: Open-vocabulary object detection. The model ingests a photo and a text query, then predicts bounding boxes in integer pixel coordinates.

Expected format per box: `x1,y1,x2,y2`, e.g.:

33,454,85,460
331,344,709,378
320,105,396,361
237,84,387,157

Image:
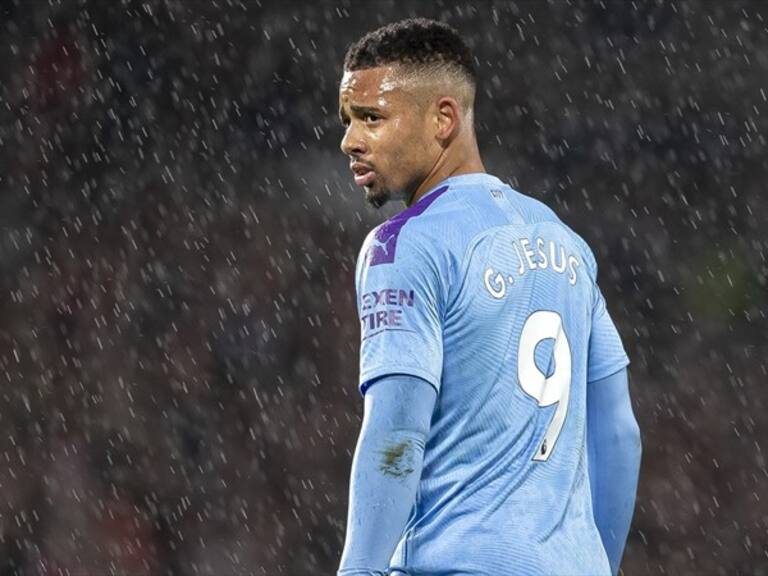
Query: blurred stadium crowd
0,1,766,574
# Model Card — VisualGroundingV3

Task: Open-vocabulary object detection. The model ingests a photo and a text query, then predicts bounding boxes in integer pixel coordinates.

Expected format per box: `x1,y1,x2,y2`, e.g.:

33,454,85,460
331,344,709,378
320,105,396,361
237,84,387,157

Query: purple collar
367,184,450,266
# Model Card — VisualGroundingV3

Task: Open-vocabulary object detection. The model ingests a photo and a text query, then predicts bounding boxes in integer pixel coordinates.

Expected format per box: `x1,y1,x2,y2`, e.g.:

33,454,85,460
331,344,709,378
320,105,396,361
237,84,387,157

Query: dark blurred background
0,0,766,574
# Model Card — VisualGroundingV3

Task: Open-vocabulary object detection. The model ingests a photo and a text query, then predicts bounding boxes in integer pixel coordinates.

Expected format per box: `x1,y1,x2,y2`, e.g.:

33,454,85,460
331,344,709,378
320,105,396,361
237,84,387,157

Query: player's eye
363,113,381,123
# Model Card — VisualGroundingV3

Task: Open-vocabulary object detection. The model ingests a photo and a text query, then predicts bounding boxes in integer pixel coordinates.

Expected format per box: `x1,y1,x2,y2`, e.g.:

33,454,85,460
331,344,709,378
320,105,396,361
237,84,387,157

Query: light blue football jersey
355,173,630,576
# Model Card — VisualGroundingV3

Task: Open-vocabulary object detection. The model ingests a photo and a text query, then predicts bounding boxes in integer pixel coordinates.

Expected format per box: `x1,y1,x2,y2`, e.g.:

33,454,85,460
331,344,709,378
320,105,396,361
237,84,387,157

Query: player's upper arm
562,232,628,383
355,226,446,397
587,284,630,383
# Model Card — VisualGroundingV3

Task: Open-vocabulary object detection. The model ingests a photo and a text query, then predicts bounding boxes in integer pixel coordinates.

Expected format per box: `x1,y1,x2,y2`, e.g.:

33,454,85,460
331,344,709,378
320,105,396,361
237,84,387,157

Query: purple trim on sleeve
367,185,449,266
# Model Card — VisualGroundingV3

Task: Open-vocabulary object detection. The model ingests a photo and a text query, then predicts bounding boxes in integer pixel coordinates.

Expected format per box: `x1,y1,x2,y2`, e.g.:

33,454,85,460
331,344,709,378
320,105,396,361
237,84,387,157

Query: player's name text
484,237,582,299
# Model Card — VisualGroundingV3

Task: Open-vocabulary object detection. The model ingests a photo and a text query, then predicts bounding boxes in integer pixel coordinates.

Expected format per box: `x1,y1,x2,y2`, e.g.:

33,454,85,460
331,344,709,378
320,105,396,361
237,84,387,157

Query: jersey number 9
517,311,572,461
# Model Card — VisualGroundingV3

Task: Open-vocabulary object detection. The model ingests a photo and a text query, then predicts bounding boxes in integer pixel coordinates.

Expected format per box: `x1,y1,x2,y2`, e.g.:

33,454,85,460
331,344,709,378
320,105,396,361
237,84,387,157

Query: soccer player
337,18,641,576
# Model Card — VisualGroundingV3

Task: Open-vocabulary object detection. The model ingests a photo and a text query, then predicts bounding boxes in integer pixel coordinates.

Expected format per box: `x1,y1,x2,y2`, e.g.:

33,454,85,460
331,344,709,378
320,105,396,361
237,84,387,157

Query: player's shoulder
357,183,457,271
507,188,599,277
356,174,598,277
356,174,555,268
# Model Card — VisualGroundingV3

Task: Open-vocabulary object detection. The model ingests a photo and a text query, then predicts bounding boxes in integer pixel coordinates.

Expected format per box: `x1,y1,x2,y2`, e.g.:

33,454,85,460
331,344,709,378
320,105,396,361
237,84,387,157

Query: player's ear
434,96,461,144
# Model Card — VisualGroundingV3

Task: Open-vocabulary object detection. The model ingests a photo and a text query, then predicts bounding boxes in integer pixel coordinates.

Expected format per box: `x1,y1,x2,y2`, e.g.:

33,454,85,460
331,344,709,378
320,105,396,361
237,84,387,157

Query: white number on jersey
517,311,572,461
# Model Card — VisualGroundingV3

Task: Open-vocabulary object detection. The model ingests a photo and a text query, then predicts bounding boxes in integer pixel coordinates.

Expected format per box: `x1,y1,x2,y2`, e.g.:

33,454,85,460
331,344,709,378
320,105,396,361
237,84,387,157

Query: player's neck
406,140,485,207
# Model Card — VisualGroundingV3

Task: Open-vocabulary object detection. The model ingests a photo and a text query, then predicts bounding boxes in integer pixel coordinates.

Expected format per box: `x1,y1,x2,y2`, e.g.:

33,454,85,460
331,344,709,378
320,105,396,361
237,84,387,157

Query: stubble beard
365,183,390,209
364,168,421,209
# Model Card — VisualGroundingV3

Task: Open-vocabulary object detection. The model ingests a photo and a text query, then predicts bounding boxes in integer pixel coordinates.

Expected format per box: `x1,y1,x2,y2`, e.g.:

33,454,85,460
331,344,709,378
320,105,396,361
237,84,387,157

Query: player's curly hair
343,18,476,86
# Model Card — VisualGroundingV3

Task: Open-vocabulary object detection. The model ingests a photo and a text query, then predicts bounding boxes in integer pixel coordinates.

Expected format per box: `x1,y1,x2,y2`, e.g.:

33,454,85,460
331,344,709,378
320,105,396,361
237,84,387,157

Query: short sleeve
355,230,444,397
587,285,630,383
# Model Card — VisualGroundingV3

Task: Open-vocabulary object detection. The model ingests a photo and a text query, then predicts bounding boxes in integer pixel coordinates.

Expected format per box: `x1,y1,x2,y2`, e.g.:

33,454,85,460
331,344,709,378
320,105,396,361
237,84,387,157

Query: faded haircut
343,18,476,110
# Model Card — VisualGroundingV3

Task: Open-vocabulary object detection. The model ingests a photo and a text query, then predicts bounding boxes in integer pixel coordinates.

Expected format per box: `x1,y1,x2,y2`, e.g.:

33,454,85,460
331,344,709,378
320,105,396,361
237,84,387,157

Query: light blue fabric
588,368,642,576
351,173,633,574
338,374,437,575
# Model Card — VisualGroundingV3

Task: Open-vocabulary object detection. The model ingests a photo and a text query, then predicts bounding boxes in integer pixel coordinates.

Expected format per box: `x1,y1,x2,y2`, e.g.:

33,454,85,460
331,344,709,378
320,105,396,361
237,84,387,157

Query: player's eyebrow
339,104,382,123
349,104,383,116
339,104,383,126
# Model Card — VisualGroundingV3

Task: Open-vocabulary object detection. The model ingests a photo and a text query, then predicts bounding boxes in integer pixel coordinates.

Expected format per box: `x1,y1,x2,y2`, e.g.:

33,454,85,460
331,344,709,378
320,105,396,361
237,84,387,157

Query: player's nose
340,124,367,156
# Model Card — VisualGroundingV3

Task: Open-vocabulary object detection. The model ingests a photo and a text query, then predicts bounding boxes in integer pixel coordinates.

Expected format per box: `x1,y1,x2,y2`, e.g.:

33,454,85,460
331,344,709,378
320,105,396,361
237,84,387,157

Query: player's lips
351,162,376,187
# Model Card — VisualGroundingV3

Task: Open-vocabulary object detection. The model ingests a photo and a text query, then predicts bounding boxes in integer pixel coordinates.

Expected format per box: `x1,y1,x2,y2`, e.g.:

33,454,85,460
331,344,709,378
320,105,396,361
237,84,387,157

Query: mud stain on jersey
377,439,416,478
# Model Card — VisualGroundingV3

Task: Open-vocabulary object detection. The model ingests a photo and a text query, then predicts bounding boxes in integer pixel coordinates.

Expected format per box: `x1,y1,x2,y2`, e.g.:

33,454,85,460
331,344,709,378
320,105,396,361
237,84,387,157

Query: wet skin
339,66,442,208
